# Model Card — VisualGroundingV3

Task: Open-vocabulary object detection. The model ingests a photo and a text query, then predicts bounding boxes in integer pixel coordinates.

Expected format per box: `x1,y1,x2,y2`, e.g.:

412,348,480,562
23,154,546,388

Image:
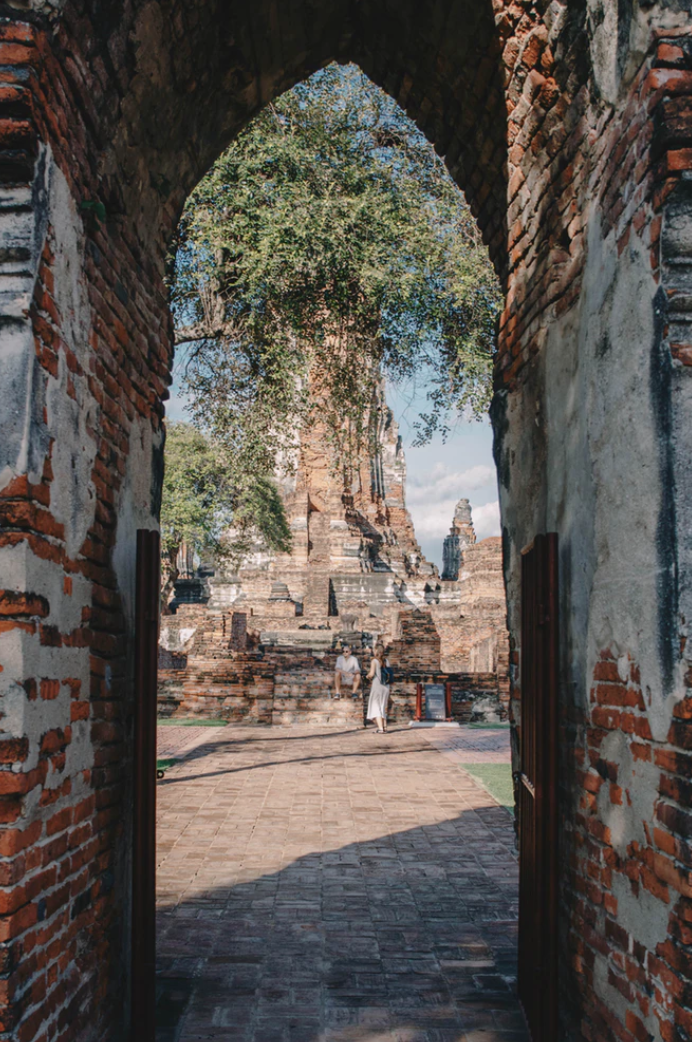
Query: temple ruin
159,397,509,724
4,3,692,1039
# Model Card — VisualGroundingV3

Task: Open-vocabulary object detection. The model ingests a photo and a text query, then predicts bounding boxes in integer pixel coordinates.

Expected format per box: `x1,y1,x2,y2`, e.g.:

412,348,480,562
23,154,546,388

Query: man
334,644,361,699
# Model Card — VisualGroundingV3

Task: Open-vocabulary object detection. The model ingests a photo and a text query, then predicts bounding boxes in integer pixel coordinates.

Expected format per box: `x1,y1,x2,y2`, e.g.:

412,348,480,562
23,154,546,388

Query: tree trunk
160,545,180,614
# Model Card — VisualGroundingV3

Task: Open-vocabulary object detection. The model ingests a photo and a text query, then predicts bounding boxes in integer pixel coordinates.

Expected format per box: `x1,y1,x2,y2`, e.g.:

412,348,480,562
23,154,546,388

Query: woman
366,644,391,734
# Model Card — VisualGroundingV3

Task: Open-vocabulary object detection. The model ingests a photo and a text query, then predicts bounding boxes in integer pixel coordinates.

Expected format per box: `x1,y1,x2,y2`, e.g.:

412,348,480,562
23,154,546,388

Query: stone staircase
159,645,368,727
272,664,366,726
159,618,509,726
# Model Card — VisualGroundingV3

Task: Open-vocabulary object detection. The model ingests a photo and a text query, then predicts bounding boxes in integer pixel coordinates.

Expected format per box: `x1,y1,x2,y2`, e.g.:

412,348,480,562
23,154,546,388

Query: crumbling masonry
159,403,509,725
2,2,692,1040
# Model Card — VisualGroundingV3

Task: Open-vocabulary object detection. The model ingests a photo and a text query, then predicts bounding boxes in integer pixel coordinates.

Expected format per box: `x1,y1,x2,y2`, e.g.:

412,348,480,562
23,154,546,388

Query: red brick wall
499,30,692,1042
498,30,692,392
159,652,509,725
563,648,692,1041
0,18,172,1041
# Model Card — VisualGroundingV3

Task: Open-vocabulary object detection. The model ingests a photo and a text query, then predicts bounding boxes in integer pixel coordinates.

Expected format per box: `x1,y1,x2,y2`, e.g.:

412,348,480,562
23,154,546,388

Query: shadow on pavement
156,807,527,1042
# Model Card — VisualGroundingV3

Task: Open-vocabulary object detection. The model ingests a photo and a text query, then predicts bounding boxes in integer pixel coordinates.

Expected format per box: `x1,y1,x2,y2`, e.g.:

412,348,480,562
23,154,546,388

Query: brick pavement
158,725,229,761
419,728,511,765
156,725,527,1041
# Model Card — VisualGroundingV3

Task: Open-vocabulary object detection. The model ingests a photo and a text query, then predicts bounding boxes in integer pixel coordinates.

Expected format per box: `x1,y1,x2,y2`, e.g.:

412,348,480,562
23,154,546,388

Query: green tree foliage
171,62,501,465
159,422,291,604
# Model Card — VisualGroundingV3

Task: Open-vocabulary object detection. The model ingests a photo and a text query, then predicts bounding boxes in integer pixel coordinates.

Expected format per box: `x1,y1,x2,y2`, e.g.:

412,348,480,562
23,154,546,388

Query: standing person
334,643,361,699
366,644,391,734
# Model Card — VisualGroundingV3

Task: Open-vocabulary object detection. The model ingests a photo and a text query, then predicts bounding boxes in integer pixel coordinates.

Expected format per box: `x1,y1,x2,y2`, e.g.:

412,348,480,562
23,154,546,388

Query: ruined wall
432,535,510,674
492,14,692,1041
158,608,509,725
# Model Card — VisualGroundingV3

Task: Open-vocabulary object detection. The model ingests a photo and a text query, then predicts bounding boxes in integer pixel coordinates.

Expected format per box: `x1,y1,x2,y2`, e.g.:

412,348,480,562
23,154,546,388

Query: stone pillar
229,612,248,651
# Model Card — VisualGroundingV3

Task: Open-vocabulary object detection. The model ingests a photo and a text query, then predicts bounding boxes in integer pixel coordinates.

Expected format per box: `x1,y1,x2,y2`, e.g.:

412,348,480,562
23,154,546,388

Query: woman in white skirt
366,644,390,734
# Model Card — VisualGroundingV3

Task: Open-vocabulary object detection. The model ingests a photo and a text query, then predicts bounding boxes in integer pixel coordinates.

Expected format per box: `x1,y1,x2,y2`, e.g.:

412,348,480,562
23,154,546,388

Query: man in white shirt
334,644,361,698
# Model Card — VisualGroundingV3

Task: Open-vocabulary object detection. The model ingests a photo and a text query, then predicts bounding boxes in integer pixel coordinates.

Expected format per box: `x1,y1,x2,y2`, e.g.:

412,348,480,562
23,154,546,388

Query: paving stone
156,725,528,1041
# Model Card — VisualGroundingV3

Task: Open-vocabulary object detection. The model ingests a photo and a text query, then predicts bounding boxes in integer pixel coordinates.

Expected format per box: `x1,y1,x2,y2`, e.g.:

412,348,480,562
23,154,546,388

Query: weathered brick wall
158,604,509,722
158,606,510,723
2,1,692,1040
387,609,442,674
159,647,509,725
0,17,172,1042
493,22,692,1042
432,536,509,674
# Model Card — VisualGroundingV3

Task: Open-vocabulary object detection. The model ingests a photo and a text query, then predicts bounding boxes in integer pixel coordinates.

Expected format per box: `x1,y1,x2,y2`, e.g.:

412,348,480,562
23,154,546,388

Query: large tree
169,62,501,550
160,422,291,607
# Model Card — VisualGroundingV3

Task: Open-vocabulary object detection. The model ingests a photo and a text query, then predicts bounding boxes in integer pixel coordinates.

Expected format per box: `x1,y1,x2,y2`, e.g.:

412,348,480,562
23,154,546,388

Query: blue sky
387,383,500,566
165,371,500,569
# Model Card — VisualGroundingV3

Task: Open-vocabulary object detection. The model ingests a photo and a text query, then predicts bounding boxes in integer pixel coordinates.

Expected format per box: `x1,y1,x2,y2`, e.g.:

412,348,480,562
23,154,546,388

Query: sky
387,383,500,567
166,372,501,570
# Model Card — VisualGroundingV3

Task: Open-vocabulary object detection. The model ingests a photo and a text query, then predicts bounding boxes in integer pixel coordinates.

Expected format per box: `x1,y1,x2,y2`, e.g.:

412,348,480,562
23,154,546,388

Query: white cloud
408,497,501,548
471,500,501,540
407,463,496,506
411,498,459,539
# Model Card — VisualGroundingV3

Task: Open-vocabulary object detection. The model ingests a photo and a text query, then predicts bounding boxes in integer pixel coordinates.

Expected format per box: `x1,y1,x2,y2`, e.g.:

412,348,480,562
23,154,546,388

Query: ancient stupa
159,393,509,723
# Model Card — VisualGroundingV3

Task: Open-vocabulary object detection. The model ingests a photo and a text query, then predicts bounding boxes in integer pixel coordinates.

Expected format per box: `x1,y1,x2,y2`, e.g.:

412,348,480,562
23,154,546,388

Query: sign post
423,683,446,721
409,679,458,727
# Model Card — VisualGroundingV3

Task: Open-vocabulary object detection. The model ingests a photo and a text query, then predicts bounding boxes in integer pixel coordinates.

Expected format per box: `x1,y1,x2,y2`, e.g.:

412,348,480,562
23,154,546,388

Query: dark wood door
132,529,160,1039
518,533,559,1041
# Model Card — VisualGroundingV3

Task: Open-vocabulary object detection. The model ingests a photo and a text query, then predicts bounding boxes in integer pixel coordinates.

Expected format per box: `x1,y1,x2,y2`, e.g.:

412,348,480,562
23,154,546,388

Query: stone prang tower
441,498,476,581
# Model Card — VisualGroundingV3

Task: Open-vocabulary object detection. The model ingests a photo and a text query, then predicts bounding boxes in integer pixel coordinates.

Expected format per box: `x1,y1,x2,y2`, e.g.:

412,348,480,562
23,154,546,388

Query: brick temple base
159,644,509,726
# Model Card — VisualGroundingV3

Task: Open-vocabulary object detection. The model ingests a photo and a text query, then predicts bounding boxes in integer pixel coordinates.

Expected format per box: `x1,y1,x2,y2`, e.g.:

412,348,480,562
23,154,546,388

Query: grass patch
157,718,227,727
463,763,514,810
156,758,179,772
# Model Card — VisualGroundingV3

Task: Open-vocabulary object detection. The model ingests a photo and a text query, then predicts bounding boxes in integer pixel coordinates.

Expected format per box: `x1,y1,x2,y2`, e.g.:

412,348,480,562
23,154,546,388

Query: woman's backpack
381,663,394,686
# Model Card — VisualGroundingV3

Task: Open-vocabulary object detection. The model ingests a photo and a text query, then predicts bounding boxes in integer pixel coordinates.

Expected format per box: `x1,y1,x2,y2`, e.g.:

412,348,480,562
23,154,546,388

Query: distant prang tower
441,498,476,581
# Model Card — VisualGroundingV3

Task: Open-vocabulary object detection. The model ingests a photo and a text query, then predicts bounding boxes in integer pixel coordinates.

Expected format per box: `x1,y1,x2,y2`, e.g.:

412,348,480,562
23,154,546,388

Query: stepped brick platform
159,597,509,727
158,642,509,726
272,696,365,727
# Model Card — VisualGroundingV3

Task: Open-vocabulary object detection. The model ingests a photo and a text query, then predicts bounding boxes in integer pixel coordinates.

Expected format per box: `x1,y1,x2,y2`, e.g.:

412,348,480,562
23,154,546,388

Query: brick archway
3,2,692,1041
100,0,511,273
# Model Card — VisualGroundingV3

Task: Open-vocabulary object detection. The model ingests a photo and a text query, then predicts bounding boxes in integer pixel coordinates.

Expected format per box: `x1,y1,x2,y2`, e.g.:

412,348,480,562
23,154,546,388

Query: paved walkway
158,725,227,761
156,725,527,1041
419,728,511,765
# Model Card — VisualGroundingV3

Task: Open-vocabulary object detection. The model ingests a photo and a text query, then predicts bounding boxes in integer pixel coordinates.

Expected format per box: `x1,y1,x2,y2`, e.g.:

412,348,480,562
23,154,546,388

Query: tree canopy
171,63,500,463
166,64,501,577
159,422,291,604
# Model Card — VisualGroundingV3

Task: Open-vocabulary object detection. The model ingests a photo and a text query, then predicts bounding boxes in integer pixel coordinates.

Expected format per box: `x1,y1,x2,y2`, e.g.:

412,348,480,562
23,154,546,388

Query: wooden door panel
132,529,160,1038
518,534,559,1041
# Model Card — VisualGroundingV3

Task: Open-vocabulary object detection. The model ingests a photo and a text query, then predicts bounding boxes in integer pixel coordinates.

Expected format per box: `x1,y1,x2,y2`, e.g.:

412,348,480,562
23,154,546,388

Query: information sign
425,683,447,721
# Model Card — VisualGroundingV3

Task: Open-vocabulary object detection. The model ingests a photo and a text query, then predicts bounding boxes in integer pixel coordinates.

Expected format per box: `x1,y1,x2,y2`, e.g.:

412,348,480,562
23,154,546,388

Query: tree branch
174,322,239,345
